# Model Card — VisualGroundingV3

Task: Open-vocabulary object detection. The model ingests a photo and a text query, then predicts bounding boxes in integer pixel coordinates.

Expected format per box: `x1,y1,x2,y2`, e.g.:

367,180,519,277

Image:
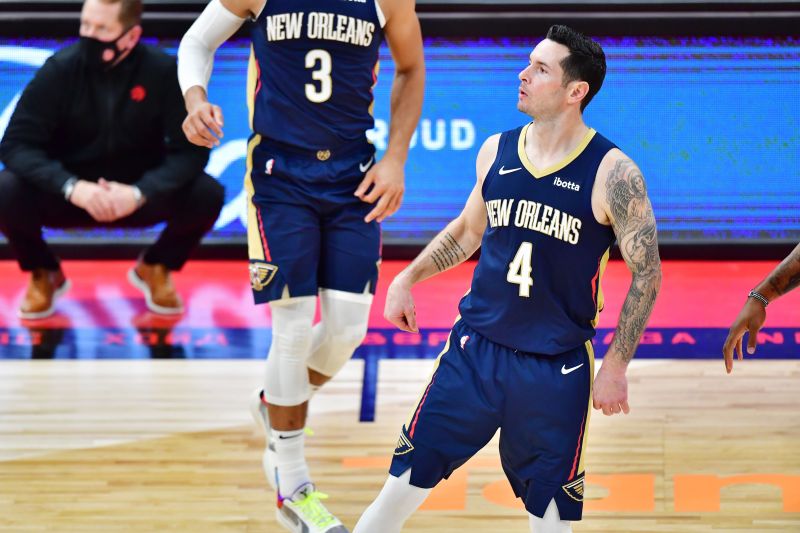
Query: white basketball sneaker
249,389,278,490
277,482,349,533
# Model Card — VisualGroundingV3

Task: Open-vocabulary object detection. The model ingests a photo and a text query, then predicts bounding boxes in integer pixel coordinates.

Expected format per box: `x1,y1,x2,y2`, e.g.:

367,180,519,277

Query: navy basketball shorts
245,135,381,304
390,318,594,521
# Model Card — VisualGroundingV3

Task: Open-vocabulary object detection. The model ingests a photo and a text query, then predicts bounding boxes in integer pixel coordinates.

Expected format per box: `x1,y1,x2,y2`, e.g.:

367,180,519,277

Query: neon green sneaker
276,483,349,533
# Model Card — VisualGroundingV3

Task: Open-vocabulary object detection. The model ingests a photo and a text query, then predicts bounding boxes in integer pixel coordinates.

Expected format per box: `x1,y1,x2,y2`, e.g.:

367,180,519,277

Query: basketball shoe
277,482,349,533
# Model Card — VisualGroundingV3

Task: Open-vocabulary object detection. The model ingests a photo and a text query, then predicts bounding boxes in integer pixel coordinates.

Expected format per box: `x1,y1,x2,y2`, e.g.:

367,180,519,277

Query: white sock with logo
273,428,311,499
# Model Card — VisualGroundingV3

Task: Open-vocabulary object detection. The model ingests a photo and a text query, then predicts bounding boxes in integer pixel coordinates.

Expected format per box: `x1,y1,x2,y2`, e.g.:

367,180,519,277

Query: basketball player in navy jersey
177,1,423,531
354,26,661,533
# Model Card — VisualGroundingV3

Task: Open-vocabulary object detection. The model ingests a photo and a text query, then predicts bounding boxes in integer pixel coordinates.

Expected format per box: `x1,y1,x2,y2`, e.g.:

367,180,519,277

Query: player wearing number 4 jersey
177,1,423,532
354,26,661,533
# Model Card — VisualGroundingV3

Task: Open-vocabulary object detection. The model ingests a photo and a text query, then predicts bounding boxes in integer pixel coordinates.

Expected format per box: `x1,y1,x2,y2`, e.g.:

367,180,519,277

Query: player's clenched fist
384,276,418,333
592,360,630,416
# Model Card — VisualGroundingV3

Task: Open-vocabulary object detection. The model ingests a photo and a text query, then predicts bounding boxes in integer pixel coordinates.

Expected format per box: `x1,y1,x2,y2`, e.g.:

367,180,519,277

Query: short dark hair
96,0,142,28
545,25,606,111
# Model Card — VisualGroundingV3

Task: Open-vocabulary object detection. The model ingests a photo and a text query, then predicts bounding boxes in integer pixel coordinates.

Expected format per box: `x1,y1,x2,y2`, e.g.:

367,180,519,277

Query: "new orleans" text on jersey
485,198,582,245
265,12,376,47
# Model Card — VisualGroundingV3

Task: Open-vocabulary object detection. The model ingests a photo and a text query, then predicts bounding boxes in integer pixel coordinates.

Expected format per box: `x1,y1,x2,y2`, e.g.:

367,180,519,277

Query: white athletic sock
273,428,311,498
353,469,431,533
529,499,572,533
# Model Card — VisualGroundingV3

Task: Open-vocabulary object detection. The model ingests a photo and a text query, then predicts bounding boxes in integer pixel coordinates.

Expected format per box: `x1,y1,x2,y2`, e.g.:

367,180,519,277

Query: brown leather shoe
18,268,71,320
128,262,184,315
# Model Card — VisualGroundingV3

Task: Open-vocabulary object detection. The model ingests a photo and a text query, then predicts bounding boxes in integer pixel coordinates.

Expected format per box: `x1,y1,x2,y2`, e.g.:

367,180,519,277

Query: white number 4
507,241,533,297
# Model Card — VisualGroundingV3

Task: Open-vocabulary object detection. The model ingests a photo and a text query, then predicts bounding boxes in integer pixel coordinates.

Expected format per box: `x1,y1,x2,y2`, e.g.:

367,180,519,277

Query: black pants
0,169,225,271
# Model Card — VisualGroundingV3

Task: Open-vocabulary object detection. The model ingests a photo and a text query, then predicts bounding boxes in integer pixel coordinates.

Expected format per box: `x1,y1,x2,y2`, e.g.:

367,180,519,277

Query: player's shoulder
477,124,527,163
475,133,502,182
479,133,502,156
378,0,416,22
596,147,645,187
477,133,502,163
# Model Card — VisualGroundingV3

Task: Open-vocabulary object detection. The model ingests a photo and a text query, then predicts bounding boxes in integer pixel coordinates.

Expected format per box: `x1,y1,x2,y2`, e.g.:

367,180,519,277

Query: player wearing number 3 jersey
355,26,661,533
177,1,423,532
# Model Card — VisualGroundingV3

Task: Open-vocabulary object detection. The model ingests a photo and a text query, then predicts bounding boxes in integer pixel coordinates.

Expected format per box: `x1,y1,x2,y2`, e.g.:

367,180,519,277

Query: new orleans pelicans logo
562,473,585,502
249,261,278,291
393,425,414,456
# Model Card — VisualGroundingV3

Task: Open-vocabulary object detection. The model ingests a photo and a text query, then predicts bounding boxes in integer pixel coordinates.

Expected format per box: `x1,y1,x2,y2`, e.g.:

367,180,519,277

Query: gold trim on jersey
245,45,268,263
244,134,265,262
246,46,258,131
577,339,595,476
592,247,611,327
404,324,454,430
368,59,380,118
517,123,596,179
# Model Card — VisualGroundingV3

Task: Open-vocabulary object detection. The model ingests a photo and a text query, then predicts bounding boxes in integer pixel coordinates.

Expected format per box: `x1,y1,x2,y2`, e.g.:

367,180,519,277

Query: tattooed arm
758,242,800,299
723,242,800,373
383,134,498,332
592,150,662,416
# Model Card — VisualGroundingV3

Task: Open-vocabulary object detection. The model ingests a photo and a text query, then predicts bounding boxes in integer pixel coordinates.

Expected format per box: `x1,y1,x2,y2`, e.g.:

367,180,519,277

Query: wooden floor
1,359,799,532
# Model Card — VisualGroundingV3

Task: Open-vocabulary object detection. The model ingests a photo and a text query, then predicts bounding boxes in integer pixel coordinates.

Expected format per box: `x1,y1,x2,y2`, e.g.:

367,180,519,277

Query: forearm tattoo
606,159,662,362
430,232,468,272
767,244,800,296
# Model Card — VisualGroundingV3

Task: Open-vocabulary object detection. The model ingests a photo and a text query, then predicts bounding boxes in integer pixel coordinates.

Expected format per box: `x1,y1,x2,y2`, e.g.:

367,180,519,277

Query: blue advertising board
1,36,798,244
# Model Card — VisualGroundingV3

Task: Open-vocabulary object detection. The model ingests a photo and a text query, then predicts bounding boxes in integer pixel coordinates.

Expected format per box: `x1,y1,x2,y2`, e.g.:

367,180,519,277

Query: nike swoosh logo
561,363,584,375
359,156,374,173
498,166,522,175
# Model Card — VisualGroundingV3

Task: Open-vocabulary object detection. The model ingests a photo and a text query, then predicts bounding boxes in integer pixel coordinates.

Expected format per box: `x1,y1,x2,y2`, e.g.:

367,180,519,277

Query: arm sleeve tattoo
605,158,662,363
766,243,800,297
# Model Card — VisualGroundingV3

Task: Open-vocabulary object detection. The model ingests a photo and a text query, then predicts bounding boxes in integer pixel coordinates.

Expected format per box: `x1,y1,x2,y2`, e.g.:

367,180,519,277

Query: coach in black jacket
0,0,224,319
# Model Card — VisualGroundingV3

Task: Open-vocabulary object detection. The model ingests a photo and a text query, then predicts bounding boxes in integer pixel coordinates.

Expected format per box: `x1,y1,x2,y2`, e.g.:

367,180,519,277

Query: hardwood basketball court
0,259,798,532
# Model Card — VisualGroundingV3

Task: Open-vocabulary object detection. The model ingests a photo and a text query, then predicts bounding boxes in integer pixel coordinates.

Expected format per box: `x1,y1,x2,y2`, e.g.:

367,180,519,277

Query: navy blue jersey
248,0,384,150
459,124,618,355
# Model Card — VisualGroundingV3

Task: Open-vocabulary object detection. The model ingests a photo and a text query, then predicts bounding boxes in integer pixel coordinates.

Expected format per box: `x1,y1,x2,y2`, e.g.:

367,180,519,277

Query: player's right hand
722,298,766,374
70,179,116,222
183,99,224,149
593,359,630,416
384,277,418,333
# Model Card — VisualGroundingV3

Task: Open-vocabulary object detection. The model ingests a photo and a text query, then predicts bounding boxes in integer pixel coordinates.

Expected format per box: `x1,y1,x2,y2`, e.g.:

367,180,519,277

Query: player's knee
309,289,371,375
307,328,364,377
264,296,316,399
273,321,313,358
329,322,368,353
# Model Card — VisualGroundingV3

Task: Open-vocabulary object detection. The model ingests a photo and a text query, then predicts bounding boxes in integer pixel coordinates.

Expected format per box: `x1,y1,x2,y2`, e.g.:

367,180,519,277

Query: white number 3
305,49,332,103
507,241,534,297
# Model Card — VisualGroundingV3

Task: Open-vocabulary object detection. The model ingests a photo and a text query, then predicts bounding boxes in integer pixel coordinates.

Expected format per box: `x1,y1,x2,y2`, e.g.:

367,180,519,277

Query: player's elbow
394,55,425,81
634,263,662,296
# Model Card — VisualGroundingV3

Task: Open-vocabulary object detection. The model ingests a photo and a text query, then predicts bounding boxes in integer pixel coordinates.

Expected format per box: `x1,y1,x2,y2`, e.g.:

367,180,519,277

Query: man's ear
568,80,589,107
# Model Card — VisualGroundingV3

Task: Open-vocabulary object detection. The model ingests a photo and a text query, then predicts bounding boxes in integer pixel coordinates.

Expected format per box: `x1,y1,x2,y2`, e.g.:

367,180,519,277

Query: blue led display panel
1,36,797,244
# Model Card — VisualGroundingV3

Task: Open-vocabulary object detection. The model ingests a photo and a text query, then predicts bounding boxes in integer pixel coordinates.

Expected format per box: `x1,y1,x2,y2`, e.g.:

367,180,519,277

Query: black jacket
0,42,209,200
